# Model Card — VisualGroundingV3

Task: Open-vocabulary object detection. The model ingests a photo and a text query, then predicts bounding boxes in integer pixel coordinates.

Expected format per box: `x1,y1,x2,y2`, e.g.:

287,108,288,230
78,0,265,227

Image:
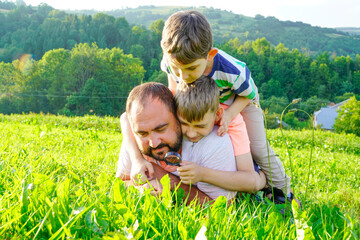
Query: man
116,82,212,204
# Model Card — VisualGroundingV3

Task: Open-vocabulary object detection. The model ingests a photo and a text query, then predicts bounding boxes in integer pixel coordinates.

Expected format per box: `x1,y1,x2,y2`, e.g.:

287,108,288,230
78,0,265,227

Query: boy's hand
177,161,204,185
217,110,232,137
131,159,154,185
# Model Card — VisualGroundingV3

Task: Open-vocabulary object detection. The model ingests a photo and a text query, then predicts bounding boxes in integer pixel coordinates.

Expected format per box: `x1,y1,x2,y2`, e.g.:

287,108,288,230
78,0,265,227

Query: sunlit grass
0,113,359,239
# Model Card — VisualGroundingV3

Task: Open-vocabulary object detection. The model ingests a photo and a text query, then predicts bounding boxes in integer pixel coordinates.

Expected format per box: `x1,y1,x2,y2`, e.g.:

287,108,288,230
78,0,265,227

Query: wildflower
292,98,302,104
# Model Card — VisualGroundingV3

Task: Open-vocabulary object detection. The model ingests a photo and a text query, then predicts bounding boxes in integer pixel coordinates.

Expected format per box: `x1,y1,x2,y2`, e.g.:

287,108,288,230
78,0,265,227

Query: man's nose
148,133,161,148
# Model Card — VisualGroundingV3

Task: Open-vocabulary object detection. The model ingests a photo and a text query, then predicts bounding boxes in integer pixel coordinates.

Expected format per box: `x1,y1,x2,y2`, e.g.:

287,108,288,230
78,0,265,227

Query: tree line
0,43,151,116
0,3,359,131
0,2,164,81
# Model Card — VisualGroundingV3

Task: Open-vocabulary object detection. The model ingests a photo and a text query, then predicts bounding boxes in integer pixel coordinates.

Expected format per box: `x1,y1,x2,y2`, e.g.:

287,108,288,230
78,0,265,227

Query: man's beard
141,125,182,161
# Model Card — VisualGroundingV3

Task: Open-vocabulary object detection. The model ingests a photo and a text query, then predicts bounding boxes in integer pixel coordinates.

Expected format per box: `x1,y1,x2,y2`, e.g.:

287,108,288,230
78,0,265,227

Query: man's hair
126,82,176,119
175,75,219,122
161,10,213,64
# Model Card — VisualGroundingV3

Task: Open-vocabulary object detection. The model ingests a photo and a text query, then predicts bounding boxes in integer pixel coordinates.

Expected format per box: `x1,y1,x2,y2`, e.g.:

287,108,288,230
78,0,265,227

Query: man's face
178,110,216,143
129,98,182,160
166,54,208,84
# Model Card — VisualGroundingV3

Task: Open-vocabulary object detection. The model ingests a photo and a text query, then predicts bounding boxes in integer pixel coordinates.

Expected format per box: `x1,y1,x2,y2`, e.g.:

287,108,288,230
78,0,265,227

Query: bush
334,96,360,136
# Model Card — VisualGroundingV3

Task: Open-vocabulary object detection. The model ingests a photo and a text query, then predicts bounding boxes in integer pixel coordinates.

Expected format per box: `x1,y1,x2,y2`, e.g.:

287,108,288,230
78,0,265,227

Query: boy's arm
179,134,238,200
120,112,154,183
161,56,178,93
179,152,266,193
218,96,250,136
167,74,177,94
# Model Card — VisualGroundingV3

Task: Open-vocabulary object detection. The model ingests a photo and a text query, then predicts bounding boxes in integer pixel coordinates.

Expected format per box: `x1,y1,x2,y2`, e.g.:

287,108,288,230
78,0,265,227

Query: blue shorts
253,161,260,173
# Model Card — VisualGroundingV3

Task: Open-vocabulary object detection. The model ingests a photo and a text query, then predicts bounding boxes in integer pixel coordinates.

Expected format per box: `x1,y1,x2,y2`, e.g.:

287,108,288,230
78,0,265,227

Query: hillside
336,27,360,35
1,3,360,61
68,6,360,57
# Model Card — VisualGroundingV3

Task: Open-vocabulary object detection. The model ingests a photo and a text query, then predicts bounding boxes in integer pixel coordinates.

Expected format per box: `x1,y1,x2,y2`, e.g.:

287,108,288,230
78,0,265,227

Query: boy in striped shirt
160,10,294,203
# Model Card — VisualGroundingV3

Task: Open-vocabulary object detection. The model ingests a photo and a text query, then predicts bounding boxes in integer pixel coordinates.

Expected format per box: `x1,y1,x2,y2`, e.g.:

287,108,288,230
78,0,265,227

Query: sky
19,0,360,28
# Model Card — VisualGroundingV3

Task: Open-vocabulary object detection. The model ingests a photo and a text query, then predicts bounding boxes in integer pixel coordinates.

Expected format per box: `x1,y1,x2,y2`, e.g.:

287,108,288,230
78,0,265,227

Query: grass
0,113,359,239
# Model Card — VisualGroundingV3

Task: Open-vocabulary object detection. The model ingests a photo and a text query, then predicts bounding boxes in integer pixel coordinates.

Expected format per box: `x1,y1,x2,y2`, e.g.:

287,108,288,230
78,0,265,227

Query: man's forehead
129,97,174,129
130,97,165,116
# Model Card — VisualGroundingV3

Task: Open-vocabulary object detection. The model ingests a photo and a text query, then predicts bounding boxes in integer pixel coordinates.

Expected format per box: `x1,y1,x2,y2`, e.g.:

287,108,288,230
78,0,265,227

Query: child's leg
241,102,291,195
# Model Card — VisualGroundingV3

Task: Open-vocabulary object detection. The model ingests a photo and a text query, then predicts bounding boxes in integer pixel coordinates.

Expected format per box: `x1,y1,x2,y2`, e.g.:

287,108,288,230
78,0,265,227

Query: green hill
336,27,360,35
68,6,360,57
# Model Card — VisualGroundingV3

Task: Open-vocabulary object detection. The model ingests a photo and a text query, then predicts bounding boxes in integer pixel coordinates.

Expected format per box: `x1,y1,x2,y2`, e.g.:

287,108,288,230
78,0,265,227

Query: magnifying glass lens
166,156,180,164
164,152,181,166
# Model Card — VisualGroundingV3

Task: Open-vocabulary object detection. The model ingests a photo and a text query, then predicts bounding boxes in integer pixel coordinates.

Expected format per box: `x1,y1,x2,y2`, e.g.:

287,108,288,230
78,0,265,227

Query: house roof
314,107,339,129
313,99,350,130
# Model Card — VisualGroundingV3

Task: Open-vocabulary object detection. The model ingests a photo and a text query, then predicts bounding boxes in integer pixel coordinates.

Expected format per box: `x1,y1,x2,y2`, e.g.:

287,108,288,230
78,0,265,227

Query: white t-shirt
180,126,237,200
116,126,237,200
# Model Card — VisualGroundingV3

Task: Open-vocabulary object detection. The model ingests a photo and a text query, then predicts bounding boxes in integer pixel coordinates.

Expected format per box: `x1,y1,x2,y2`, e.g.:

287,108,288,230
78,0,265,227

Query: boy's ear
215,106,224,122
207,48,218,62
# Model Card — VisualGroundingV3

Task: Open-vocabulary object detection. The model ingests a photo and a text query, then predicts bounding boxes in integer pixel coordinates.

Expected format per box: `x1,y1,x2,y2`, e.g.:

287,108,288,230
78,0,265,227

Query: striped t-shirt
161,48,259,105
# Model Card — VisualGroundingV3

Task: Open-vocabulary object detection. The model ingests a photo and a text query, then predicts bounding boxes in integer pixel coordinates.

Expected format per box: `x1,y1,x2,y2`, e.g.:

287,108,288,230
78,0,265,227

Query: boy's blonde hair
175,75,219,122
161,10,213,64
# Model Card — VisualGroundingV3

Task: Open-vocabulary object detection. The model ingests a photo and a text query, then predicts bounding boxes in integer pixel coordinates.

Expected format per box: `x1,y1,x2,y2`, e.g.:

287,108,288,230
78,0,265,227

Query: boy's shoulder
182,126,234,164
199,126,232,147
182,126,232,150
210,49,248,78
215,49,247,68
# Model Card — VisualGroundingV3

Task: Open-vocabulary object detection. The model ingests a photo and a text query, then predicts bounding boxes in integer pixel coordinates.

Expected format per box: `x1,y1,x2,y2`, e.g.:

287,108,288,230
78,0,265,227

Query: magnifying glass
164,152,182,166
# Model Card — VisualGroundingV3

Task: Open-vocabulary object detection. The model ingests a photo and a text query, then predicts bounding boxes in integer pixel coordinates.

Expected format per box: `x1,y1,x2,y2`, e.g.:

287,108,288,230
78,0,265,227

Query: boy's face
177,109,217,143
166,55,208,84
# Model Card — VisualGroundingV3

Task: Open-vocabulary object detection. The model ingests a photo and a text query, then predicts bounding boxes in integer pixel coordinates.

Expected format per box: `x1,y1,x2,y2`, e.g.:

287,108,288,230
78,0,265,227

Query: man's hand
135,179,164,197
130,159,154,185
217,110,232,137
177,161,204,185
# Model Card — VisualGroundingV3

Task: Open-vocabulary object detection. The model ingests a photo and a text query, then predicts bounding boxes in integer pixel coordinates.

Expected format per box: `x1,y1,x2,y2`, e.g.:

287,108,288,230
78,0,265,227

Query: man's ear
215,106,223,122
207,48,218,62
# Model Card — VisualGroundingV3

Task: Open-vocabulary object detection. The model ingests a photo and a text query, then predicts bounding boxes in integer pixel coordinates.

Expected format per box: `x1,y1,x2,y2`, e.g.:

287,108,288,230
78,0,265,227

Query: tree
334,96,360,136
64,77,111,116
260,78,284,99
36,48,71,113
0,61,24,113
353,71,360,94
297,96,329,120
69,43,98,92
260,96,289,114
149,19,164,37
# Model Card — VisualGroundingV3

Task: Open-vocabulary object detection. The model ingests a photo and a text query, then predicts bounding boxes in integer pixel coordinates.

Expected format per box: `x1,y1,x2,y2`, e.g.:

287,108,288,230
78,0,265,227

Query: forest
0,1,360,128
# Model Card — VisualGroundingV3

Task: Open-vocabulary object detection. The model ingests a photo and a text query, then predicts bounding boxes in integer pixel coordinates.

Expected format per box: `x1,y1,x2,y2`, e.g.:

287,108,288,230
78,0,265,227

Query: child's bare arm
178,152,265,193
218,96,250,136
167,74,177,94
120,113,154,183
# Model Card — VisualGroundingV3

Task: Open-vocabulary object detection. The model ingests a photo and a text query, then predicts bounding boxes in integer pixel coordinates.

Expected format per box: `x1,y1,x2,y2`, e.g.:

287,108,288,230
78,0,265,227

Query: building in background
313,99,350,130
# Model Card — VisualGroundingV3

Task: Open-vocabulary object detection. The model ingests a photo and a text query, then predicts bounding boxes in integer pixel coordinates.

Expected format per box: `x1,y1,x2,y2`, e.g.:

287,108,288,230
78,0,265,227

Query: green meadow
0,113,359,239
